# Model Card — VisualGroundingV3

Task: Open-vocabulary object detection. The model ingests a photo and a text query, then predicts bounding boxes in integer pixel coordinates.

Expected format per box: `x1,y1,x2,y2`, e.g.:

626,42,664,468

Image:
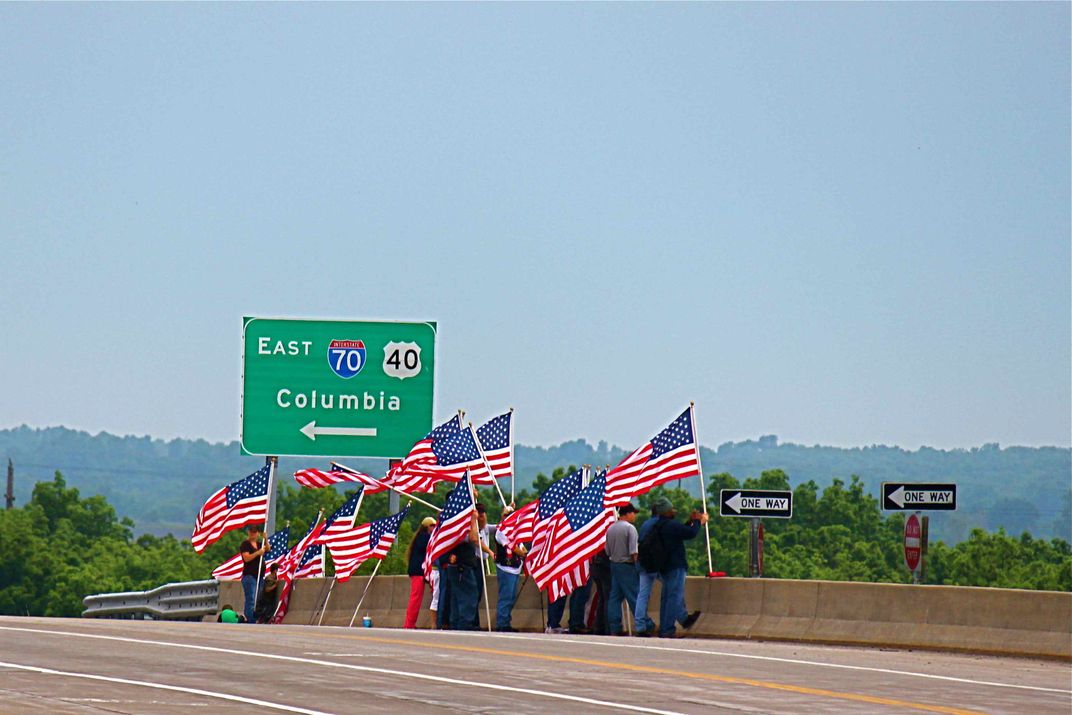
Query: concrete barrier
218,576,1072,659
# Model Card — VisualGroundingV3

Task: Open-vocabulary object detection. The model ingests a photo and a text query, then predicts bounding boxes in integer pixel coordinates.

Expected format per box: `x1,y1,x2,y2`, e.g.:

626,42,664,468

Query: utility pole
5,459,14,510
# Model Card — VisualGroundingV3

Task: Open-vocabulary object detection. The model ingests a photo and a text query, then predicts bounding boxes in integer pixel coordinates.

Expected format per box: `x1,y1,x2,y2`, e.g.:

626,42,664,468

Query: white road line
0,659,333,715
0,626,684,715
368,627,1072,696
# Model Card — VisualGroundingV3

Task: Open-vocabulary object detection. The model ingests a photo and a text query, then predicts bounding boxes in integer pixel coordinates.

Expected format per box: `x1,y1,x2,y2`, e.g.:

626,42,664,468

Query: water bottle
362,614,372,628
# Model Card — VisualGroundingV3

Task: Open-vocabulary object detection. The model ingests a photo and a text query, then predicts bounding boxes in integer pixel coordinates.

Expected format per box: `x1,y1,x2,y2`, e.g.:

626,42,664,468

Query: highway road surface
0,617,1069,714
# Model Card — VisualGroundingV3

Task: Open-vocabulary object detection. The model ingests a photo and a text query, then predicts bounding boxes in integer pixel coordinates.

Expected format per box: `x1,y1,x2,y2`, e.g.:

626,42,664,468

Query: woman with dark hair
404,517,437,628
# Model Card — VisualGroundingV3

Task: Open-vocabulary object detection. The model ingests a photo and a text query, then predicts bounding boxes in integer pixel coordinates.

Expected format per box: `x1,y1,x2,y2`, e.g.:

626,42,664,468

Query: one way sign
719,489,793,519
881,483,957,511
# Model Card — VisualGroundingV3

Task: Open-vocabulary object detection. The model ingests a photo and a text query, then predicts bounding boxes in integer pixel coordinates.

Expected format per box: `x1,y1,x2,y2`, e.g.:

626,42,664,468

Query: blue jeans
436,569,451,629
659,567,689,636
241,575,257,623
447,565,479,630
547,581,591,631
635,570,659,633
496,570,520,629
607,562,640,634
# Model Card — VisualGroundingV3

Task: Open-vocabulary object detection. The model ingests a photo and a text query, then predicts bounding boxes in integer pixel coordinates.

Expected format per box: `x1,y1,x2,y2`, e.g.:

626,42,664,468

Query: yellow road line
325,633,983,715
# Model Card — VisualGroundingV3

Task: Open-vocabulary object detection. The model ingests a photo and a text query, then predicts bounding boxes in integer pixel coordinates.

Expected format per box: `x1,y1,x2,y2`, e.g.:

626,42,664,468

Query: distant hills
1,426,1068,544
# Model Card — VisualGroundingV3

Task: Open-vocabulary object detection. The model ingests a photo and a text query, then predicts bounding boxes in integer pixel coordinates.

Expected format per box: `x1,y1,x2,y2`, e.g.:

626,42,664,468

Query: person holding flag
238,525,269,623
422,473,479,630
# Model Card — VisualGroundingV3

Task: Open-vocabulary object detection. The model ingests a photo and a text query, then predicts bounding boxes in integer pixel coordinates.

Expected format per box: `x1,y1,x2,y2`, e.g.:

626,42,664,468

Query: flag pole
690,402,714,575
333,461,442,512
253,456,277,618
316,489,365,626
470,422,508,508
348,559,383,628
509,407,515,505
472,477,493,632
316,578,337,626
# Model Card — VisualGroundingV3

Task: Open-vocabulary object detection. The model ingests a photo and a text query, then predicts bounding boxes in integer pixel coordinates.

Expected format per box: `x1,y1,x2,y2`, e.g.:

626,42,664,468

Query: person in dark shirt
404,517,437,628
254,563,280,623
445,512,481,630
650,497,707,638
239,525,269,623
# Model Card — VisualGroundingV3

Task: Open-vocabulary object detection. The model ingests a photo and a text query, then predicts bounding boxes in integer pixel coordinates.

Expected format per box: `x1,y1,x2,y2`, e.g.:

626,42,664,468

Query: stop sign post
904,513,922,582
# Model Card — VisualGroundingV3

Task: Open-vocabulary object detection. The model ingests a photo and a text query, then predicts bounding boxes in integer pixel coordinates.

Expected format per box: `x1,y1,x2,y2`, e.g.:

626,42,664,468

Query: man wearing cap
405,516,438,629
605,503,640,635
650,497,706,638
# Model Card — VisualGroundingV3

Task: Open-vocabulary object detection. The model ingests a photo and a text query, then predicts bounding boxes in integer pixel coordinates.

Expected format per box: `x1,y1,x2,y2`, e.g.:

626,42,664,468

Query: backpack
638,519,669,574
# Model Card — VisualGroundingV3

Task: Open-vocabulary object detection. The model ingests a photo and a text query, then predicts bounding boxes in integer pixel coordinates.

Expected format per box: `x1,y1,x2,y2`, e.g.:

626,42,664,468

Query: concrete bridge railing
218,575,1072,659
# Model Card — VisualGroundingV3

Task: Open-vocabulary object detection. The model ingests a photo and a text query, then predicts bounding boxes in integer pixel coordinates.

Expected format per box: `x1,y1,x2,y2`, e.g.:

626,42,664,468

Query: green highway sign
241,317,436,458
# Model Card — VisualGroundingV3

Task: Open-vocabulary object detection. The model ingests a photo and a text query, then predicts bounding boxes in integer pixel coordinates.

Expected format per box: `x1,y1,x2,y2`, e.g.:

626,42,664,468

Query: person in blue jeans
633,506,660,636
605,504,640,635
650,497,707,638
493,510,528,631
545,579,591,634
238,525,270,623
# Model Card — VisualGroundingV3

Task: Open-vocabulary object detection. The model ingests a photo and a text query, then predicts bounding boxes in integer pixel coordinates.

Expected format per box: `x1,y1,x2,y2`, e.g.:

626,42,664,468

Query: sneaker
567,627,589,635
634,630,653,638
682,611,701,630
659,632,685,639
496,627,518,633
545,626,567,634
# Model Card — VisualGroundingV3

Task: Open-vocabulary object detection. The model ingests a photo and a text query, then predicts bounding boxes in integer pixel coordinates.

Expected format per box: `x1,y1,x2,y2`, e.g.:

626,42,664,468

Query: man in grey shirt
605,504,640,635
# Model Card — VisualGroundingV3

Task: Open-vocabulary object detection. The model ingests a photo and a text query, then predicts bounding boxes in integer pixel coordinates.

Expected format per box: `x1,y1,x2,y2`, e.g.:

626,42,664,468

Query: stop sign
904,513,922,572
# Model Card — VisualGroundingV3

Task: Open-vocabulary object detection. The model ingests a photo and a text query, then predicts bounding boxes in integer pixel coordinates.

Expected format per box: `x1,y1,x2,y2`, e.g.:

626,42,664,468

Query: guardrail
82,579,219,620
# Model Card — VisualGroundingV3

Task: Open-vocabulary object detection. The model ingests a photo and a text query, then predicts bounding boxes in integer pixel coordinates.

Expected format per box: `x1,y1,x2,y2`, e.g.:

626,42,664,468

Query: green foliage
0,466,1068,618
3,426,1068,543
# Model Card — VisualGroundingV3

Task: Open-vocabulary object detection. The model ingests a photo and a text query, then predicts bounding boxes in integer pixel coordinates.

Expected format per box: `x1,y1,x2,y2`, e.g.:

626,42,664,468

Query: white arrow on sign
299,421,378,441
725,492,742,514
888,486,954,508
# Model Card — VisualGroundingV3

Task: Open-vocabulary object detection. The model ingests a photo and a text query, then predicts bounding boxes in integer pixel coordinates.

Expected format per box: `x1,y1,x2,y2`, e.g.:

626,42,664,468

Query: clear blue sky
2,4,1068,451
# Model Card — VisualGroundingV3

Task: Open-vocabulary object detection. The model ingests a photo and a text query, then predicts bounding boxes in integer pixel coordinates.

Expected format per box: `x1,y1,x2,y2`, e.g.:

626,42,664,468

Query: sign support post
748,518,763,578
387,459,401,515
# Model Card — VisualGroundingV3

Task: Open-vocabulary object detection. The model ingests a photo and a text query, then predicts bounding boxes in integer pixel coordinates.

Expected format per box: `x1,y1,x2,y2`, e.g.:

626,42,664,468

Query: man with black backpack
637,497,707,638
634,505,661,636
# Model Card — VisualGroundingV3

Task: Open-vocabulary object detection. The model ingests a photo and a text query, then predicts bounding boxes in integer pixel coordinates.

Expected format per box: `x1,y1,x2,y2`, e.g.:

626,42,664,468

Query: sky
1,4,1069,452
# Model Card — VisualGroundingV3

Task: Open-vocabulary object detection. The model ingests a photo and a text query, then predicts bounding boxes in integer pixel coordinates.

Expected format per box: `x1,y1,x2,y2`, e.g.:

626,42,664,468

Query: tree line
4,425,1069,543
0,469,1067,618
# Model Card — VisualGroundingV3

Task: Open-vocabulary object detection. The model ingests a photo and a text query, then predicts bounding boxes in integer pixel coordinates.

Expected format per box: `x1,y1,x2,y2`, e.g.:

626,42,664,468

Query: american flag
474,411,513,482
527,471,615,602
497,467,584,551
604,408,702,507
495,499,538,549
294,543,325,579
293,463,387,494
270,514,325,624
211,527,290,581
387,414,462,492
313,489,364,565
191,464,271,553
527,468,586,561
329,508,410,582
391,418,488,492
421,472,476,577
